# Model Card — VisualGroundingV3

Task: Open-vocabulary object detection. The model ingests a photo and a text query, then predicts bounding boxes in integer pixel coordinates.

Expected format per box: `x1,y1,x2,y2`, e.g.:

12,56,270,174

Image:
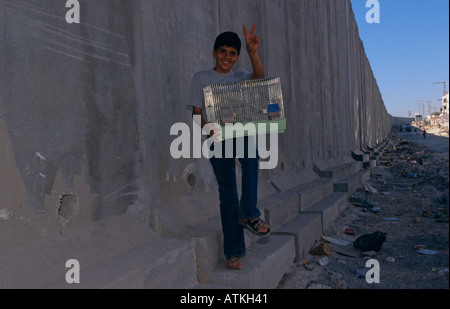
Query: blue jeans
209,136,261,259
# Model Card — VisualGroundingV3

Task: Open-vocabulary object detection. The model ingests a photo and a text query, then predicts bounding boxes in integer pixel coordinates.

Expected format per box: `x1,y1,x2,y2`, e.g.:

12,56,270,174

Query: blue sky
350,0,449,118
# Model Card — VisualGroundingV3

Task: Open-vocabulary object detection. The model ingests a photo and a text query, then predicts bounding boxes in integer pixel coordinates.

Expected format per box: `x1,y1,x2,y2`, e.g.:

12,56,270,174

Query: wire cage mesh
203,77,286,140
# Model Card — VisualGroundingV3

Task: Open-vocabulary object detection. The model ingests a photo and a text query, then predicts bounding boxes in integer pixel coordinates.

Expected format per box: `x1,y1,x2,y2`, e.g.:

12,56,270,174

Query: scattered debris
345,228,356,235
414,244,427,250
328,243,362,258
364,183,378,194
386,257,395,263
321,235,351,246
318,257,330,266
416,249,438,255
307,283,331,289
353,231,386,252
383,217,399,221
432,267,449,275
303,261,315,271
313,242,333,256
361,251,377,258
279,132,449,289
422,210,433,217
355,267,371,279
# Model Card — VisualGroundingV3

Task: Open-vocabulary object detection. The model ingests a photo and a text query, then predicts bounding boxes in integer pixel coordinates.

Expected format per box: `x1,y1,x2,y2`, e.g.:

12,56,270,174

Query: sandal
226,257,243,270
239,218,270,236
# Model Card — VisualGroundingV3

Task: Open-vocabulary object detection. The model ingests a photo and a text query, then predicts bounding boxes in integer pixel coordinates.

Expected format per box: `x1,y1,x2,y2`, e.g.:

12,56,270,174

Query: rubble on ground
280,132,449,289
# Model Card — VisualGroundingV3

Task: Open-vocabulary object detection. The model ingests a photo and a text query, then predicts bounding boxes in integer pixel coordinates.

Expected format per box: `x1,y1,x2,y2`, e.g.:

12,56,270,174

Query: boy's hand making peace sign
243,23,265,80
243,23,260,55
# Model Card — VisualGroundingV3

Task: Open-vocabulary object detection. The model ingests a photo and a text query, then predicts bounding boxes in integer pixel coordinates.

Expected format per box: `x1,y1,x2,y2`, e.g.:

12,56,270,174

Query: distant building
414,113,423,123
429,112,442,126
442,114,449,128
442,92,449,115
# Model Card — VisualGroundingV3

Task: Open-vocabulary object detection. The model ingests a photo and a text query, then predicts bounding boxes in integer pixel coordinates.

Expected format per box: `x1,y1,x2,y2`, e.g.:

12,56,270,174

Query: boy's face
213,45,239,74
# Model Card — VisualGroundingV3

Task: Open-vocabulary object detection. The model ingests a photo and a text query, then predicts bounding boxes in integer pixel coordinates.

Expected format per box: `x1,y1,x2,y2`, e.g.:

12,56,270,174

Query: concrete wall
0,0,391,247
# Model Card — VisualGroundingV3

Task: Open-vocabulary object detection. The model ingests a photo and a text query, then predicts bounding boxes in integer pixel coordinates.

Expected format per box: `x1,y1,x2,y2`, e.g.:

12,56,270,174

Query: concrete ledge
293,178,334,212
46,238,197,289
351,150,370,162
333,169,371,198
208,235,295,289
180,217,223,284
302,192,348,233
364,159,377,169
1,214,198,289
313,161,362,181
273,213,322,261
180,216,261,284
260,190,299,231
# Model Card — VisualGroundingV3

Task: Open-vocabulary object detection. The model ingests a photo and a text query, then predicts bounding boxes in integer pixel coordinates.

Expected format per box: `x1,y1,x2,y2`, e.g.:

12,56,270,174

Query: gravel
279,132,449,289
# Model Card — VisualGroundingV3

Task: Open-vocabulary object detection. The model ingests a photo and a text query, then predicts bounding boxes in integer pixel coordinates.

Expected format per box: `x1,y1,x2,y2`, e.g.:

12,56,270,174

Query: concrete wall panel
1,0,393,246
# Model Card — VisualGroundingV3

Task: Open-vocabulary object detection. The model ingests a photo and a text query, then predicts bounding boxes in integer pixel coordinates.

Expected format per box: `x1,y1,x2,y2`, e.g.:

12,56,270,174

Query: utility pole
433,82,447,118
417,100,424,115
433,81,447,95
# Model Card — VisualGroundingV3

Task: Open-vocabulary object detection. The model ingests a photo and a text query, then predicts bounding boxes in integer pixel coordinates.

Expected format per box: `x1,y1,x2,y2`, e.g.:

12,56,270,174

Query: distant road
401,130,449,156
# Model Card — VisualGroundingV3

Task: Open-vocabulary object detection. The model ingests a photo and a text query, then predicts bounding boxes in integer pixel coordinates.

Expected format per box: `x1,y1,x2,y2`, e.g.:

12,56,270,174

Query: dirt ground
279,131,449,289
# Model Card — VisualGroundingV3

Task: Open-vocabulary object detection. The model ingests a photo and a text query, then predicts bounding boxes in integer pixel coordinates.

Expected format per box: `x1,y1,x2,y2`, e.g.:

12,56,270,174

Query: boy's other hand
204,122,222,143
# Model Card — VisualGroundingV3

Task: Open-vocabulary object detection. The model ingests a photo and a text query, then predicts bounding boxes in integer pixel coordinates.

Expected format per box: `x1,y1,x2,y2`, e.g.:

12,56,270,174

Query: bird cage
203,77,286,141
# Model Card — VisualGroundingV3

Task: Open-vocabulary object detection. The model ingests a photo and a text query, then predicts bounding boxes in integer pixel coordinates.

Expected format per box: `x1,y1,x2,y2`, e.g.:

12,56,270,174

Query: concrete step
207,235,295,289
180,216,225,284
272,213,322,262
333,169,371,198
262,177,336,230
259,189,299,231
177,169,372,289
293,177,335,212
180,215,267,285
182,176,333,284
0,214,197,289
301,192,349,233
181,213,297,289
181,176,339,287
45,237,196,289
361,148,378,169
270,193,352,262
313,161,362,181
364,158,377,169
352,150,370,162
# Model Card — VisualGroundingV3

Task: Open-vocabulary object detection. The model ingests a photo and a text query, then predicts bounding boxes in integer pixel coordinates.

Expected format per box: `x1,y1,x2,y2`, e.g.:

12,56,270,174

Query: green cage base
217,119,286,142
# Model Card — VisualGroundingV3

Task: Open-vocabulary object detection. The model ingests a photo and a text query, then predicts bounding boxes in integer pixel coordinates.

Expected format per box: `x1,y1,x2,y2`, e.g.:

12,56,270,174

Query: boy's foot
239,218,270,236
226,257,243,270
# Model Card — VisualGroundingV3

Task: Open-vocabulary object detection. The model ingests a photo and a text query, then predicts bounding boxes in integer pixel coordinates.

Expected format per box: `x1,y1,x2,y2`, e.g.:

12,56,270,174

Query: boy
188,24,269,270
